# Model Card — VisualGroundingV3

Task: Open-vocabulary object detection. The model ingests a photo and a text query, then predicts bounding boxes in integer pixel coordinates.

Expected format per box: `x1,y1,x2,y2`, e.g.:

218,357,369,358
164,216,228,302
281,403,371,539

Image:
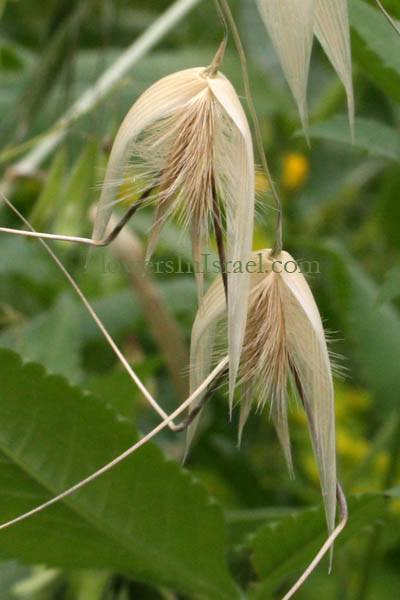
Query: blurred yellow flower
334,383,371,419
282,153,309,191
374,451,390,474
304,455,320,485
337,429,368,462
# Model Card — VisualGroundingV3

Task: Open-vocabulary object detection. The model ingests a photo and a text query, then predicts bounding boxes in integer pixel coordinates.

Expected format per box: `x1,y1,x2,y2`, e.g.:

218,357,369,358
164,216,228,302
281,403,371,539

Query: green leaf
0,235,57,284
29,149,66,230
248,494,387,600
84,369,140,423
0,40,25,71
0,294,83,383
305,117,400,162
0,348,241,600
322,242,400,415
376,265,400,306
55,138,98,238
225,507,302,549
349,0,400,103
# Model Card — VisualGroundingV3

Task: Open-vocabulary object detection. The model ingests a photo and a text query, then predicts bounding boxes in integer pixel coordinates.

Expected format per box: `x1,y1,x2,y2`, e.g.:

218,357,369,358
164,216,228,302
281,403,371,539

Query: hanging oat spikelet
314,0,354,134
256,0,354,135
255,0,314,133
92,66,255,402
189,249,337,538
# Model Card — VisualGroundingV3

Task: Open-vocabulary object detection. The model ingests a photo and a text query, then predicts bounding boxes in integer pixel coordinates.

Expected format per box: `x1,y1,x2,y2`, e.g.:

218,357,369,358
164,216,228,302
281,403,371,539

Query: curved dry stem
0,190,148,247
205,0,229,76
281,483,348,600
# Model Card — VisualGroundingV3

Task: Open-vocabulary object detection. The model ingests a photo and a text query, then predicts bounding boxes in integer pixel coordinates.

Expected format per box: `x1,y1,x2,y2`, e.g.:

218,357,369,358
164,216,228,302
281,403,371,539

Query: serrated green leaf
84,369,140,422
0,348,241,600
349,0,400,103
305,117,400,162
248,494,387,600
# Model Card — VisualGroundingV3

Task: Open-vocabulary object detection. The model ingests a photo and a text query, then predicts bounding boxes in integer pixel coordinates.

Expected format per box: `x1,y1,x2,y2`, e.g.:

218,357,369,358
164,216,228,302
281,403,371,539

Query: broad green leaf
248,493,387,600
0,348,241,600
305,117,400,162
84,370,141,422
349,0,400,103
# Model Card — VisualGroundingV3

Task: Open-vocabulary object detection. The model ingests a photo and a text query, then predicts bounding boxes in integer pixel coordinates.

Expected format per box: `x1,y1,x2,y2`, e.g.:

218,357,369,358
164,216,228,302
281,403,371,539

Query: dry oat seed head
256,0,314,134
92,67,255,401
256,0,354,136
189,249,337,537
314,0,354,136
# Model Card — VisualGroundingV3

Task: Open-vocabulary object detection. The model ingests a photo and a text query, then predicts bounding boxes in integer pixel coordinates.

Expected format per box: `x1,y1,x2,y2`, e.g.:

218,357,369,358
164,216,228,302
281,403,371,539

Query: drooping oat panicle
92,66,255,403
256,0,354,135
189,249,337,538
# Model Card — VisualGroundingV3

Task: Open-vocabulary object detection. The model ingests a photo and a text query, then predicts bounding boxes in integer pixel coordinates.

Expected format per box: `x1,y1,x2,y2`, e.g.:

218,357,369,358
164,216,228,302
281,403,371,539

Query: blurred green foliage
0,0,399,599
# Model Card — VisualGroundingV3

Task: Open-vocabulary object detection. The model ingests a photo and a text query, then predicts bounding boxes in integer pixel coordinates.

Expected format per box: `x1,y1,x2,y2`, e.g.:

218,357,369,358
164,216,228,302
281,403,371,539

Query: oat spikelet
92,66,255,397
241,273,293,473
256,0,354,135
256,0,314,133
314,0,354,137
189,249,337,538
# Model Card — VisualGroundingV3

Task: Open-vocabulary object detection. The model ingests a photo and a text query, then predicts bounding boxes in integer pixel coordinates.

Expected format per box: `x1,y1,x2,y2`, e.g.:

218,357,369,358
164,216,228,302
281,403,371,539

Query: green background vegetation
0,0,399,598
